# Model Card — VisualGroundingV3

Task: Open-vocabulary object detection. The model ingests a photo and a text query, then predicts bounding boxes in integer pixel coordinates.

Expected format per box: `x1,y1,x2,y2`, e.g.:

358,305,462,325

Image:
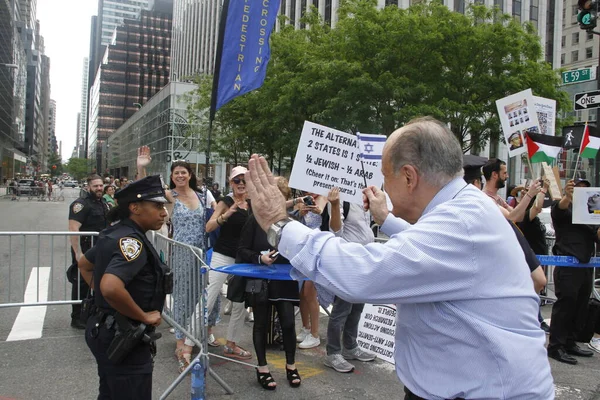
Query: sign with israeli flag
357,132,386,161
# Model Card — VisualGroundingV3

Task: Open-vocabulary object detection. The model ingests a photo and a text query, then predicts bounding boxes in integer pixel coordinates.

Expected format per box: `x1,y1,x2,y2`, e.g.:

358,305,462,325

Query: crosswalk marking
6,267,50,342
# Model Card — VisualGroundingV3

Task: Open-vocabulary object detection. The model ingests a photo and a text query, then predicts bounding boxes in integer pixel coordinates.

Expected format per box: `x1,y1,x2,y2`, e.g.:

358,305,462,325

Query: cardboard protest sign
289,121,384,205
533,96,556,137
541,162,562,200
572,187,600,224
495,89,541,157
356,304,396,364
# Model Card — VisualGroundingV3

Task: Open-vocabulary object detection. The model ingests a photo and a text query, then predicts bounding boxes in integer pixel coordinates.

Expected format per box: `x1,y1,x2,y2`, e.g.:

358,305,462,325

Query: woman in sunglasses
205,166,253,360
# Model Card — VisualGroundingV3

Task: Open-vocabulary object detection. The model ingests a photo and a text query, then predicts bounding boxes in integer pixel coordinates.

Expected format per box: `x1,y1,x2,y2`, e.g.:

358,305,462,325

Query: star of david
364,143,374,154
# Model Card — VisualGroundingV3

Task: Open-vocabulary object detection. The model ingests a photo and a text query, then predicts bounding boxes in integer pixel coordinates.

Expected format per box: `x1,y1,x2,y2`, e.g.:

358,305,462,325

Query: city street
1,191,600,399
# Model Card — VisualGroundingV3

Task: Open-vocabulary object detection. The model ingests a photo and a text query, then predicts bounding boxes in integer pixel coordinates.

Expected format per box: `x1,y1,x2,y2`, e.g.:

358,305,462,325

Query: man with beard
482,158,539,222
68,174,109,329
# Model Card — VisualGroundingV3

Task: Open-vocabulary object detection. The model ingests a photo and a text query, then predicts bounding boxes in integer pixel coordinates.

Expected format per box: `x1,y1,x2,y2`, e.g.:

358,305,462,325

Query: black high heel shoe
286,368,301,388
256,369,277,390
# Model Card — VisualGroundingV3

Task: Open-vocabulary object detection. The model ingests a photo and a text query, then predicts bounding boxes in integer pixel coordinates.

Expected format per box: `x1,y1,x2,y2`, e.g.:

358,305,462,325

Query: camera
303,196,314,206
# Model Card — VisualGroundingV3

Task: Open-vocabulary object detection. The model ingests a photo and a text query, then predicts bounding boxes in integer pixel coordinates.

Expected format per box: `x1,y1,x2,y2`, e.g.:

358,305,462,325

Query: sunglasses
232,177,245,185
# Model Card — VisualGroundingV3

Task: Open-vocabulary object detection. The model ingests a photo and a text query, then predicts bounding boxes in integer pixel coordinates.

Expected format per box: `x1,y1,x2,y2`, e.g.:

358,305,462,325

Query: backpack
320,201,351,232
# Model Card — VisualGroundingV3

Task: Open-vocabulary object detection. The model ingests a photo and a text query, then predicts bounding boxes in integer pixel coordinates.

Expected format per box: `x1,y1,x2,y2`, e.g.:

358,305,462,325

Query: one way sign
575,90,600,110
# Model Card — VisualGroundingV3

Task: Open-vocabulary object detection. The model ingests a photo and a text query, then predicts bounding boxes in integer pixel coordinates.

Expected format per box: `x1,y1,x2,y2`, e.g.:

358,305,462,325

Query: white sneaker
342,346,376,362
324,354,355,373
296,327,311,343
298,334,320,349
588,337,600,354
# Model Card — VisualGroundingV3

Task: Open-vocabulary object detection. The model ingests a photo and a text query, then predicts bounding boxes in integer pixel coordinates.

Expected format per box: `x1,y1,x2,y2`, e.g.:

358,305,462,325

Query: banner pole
572,152,581,181
205,0,231,183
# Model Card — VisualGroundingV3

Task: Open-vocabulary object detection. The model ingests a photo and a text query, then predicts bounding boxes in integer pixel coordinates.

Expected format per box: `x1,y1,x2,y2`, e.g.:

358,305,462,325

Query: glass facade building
107,81,228,184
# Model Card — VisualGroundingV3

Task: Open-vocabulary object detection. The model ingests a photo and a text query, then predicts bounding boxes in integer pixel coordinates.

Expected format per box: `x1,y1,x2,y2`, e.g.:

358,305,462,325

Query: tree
64,158,89,181
185,0,569,162
47,152,63,177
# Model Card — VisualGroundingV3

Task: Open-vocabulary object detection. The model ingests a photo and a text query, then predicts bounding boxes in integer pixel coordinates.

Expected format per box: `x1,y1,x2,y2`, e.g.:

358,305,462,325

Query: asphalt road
0,191,600,399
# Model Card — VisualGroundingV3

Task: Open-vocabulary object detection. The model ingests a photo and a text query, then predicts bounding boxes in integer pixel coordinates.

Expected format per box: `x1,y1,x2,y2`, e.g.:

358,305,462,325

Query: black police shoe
566,344,594,357
548,348,578,365
71,318,86,330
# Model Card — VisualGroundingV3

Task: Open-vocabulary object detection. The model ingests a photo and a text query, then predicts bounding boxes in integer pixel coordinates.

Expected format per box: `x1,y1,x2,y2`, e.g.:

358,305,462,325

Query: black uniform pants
548,266,593,350
251,299,296,367
85,316,153,400
71,247,91,320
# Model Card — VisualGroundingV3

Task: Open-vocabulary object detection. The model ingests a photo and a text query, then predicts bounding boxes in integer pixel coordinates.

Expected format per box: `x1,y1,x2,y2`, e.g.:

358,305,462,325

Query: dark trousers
71,249,91,320
548,266,593,350
85,316,153,400
251,299,296,366
326,296,364,355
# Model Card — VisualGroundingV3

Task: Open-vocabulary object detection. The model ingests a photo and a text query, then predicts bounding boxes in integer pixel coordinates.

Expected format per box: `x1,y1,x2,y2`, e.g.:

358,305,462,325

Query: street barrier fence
0,231,97,308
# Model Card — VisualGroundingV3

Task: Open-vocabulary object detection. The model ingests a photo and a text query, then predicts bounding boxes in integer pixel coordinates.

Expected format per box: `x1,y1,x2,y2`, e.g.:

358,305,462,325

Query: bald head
384,117,463,188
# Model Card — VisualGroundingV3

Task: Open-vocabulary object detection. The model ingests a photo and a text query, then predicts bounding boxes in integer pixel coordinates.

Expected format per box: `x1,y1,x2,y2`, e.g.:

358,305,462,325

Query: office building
88,4,172,172
48,98,56,157
78,57,89,158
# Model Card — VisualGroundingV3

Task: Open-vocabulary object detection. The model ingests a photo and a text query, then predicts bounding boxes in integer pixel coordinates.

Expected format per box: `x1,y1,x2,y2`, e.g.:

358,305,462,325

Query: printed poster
496,89,542,157
573,187,600,224
289,121,384,205
533,96,556,137
356,304,397,364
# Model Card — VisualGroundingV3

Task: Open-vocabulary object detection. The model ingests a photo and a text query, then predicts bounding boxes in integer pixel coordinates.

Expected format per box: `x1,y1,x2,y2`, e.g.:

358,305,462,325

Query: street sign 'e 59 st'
574,90,600,110
563,67,597,85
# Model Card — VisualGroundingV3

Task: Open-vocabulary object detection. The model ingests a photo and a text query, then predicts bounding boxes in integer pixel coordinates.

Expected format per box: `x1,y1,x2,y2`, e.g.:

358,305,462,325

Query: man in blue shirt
245,117,554,399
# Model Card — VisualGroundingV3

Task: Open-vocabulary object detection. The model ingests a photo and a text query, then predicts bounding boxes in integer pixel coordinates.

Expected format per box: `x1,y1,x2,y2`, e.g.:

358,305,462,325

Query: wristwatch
267,217,294,248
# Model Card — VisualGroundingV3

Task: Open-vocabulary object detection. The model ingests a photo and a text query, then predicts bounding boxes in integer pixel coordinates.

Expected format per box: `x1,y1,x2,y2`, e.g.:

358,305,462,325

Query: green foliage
47,153,63,176
184,0,569,163
64,158,88,181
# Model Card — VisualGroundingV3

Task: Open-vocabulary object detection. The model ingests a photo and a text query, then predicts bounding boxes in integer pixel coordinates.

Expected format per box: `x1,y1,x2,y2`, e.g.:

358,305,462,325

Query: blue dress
171,190,219,340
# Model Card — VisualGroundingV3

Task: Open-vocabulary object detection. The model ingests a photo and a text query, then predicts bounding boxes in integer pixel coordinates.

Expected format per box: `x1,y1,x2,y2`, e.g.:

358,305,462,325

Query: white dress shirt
279,178,554,399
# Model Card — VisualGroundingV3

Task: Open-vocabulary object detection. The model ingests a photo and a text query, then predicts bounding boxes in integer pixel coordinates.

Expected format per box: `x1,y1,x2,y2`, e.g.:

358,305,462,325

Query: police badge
119,237,143,261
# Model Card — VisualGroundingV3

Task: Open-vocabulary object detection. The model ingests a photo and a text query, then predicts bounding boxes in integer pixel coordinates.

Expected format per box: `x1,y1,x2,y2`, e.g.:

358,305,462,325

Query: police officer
68,174,109,329
78,175,171,400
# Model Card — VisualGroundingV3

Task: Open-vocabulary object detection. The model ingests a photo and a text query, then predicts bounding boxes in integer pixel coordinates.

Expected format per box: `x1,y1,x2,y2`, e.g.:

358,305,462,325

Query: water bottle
191,360,205,400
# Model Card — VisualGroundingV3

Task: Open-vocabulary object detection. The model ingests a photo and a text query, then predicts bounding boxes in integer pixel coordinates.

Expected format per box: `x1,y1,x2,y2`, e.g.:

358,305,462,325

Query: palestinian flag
526,132,563,164
579,123,600,159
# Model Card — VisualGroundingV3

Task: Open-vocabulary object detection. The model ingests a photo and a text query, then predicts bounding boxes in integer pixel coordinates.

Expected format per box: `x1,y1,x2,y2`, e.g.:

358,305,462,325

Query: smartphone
270,251,279,259
303,196,314,206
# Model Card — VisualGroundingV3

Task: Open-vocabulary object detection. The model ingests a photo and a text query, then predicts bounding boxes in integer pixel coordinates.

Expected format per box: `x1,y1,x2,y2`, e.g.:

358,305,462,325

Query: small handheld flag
579,122,600,159
356,132,386,161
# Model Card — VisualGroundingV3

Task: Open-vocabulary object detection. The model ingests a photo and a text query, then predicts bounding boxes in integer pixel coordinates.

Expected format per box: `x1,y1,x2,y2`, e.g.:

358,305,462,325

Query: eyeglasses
232,178,245,185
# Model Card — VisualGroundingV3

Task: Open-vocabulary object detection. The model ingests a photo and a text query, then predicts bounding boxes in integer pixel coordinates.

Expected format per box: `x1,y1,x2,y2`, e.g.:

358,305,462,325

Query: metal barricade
0,231,98,308
148,231,233,398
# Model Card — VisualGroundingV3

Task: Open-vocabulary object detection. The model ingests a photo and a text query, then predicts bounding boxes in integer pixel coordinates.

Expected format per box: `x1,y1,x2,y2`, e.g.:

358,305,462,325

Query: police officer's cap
463,154,488,182
114,175,169,204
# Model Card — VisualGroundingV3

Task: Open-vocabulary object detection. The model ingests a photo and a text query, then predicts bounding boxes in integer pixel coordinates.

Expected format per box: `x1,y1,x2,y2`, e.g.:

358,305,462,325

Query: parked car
16,179,34,195
64,180,79,188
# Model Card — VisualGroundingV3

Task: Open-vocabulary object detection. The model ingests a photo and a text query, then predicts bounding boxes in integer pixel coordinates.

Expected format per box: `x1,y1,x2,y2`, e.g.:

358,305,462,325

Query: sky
36,0,98,162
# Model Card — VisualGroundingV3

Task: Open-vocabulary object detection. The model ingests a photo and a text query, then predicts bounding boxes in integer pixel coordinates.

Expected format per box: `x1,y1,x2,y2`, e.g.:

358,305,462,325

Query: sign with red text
289,121,384,205
356,304,396,364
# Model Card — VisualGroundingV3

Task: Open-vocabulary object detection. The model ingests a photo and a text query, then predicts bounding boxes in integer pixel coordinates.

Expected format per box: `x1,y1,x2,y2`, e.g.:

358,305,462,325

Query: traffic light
578,0,598,31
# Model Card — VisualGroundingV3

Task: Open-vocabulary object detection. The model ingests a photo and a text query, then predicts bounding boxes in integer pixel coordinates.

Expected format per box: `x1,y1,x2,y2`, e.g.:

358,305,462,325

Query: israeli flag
357,132,386,161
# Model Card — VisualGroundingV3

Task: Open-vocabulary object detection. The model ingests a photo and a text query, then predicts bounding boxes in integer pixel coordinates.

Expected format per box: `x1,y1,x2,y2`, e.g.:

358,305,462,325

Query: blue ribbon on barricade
537,255,600,268
213,263,296,280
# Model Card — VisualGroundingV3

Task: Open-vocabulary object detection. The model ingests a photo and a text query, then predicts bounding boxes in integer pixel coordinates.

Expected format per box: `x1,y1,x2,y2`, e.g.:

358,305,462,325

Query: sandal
286,368,301,388
223,344,252,360
177,346,192,373
207,333,220,347
256,369,277,390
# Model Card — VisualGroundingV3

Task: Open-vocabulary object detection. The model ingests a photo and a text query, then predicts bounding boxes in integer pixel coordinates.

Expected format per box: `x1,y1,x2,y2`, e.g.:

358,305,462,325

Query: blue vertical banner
215,0,281,111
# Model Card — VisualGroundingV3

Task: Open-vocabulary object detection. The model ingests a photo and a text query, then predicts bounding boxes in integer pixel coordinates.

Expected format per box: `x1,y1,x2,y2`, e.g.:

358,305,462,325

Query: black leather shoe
548,348,578,365
71,318,86,330
566,344,594,357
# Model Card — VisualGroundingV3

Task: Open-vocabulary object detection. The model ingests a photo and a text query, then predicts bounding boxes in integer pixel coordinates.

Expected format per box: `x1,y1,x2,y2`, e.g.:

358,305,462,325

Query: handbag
226,274,247,303
245,279,268,305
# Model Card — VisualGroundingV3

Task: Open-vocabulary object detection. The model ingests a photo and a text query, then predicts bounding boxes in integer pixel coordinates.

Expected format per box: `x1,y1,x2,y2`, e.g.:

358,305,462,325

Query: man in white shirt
244,117,554,399
323,187,376,373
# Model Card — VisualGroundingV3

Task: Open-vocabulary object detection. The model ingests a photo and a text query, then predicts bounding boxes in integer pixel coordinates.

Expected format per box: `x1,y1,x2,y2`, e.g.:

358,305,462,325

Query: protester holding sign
245,117,553,399
323,187,376,373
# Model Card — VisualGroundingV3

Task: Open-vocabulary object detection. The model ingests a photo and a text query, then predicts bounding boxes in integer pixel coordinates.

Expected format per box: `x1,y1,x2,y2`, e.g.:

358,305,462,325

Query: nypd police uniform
84,176,172,400
69,190,109,323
